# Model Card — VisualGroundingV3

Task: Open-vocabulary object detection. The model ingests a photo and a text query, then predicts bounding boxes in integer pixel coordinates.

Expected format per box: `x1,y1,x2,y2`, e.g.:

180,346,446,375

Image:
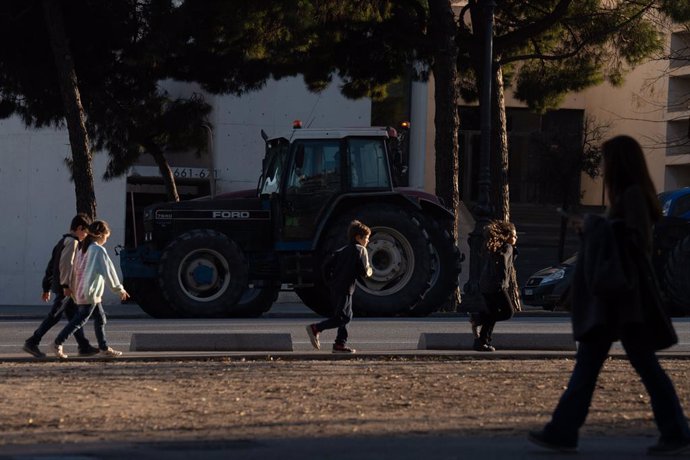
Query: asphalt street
2,301,690,359
2,301,689,459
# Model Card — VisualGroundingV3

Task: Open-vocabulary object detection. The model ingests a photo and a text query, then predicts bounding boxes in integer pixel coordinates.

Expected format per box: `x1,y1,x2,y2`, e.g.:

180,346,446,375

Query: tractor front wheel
158,230,248,317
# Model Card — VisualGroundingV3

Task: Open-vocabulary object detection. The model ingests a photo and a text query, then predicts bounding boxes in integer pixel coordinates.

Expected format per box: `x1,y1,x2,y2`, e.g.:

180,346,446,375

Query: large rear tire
314,204,433,317
408,217,462,316
663,235,690,315
158,229,248,317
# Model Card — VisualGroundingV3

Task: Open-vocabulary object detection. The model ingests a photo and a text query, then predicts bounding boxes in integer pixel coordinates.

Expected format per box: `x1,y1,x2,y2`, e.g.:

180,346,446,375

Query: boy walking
23,214,99,358
306,220,373,354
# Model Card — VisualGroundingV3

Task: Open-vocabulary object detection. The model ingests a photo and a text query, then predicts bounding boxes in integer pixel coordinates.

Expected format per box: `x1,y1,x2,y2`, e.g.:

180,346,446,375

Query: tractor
120,125,463,318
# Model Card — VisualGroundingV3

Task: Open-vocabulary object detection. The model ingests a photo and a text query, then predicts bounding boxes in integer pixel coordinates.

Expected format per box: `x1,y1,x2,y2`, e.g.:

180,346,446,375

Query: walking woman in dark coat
529,135,690,455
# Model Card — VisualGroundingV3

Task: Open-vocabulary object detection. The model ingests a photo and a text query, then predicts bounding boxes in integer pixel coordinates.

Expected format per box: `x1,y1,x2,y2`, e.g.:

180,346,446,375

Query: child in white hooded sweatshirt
53,220,129,359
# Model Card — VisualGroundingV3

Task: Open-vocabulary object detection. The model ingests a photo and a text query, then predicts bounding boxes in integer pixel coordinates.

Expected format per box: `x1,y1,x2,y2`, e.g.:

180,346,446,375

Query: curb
129,332,293,352
418,332,576,351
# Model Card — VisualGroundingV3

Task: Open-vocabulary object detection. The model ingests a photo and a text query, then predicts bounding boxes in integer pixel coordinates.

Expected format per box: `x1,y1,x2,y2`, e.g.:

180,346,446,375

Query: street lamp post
463,0,496,305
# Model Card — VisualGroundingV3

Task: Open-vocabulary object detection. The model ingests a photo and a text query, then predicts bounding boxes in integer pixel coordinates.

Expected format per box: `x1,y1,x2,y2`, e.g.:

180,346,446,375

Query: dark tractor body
121,127,462,318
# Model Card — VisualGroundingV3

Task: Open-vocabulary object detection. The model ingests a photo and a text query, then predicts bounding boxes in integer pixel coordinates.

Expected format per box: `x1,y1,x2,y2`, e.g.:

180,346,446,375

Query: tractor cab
259,127,395,246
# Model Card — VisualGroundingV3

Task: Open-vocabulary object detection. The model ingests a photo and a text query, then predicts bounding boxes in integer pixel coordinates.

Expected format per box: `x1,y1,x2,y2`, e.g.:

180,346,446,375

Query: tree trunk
491,65,510,222
428,0,460,242
428,0,461,309
149,148,180,202
42,0,96,219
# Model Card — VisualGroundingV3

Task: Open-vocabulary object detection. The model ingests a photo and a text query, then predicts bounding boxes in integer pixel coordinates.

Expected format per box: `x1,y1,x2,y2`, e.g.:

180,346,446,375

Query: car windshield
260,138,289,195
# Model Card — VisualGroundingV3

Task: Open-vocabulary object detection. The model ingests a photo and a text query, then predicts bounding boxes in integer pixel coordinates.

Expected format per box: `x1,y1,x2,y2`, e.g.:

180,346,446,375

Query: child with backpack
52,220,129,359
23,214,99,358
306,220,373,354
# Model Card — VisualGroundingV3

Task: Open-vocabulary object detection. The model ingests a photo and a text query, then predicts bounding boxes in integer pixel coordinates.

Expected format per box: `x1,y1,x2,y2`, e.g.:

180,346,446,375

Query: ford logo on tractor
212,211,251,219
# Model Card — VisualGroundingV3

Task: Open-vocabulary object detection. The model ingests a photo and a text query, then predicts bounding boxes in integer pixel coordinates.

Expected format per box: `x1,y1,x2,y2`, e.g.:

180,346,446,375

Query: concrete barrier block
418,332,576,351
129,333,293,352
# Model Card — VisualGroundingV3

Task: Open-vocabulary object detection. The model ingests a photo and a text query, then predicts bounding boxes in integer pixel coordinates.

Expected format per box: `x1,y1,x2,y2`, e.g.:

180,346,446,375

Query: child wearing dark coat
470,220,520,352
306,220,372,353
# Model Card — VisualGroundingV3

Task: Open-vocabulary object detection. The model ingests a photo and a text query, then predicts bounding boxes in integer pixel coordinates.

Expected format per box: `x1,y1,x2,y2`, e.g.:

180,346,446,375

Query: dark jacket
329,242,371,295
571,186,676,350
480,243,515,294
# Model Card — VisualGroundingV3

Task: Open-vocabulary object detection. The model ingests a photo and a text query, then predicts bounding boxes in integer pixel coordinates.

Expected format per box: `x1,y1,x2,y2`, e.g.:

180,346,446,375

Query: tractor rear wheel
313,204,433,317
158,229,248,317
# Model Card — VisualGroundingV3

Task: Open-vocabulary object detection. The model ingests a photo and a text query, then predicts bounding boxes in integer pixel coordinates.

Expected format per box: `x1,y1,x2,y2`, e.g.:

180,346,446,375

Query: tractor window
348,138,391,189
286,140,342,194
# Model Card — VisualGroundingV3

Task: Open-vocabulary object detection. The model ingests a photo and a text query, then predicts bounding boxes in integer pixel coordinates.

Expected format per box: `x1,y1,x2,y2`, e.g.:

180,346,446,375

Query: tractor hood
190,188,258,201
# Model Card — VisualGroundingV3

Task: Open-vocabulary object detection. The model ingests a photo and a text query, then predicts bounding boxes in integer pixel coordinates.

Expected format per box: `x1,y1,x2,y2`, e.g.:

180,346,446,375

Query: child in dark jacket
23,214,99,358
306,220,372,353
470,219,520,352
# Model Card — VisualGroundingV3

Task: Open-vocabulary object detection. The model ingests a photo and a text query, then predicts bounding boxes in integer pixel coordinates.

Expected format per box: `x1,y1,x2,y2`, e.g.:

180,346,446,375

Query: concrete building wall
0,117,126,305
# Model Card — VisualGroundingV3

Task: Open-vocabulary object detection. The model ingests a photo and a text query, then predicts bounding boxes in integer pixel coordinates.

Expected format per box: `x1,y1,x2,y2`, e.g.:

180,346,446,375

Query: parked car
521,254,576,311
658,187,690,220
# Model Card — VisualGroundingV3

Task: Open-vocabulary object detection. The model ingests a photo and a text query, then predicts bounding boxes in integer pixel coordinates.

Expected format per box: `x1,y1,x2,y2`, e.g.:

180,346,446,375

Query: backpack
321,247,344,285
45,234,77,287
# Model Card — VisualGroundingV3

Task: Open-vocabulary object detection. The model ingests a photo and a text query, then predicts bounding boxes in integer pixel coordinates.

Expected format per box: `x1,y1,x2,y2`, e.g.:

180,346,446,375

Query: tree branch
494,0,574,53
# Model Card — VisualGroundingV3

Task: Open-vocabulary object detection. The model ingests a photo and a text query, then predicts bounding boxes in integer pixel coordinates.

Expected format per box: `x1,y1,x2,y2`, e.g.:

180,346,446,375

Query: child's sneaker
52,343,68,359
306,324,320,350
332,344,356,354
23,341,46,358
99,347,123,357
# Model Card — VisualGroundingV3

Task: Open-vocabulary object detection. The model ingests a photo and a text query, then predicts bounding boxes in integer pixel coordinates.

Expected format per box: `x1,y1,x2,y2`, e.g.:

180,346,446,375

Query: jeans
27,294,92,351
544,325,690,445
55,303,108,351
315,292,353,345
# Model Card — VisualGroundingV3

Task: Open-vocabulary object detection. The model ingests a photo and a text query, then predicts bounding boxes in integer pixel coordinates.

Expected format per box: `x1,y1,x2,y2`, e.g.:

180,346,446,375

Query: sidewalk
0,435,664,459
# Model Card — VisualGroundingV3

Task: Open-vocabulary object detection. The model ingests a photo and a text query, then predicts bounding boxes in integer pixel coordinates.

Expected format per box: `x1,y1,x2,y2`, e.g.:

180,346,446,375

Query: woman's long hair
80,220,110,254
484,220,515,253
602,135,662,221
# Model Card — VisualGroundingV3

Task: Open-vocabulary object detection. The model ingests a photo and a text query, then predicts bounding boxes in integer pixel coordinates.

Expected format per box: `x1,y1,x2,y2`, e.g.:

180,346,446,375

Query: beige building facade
415,19,690,207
